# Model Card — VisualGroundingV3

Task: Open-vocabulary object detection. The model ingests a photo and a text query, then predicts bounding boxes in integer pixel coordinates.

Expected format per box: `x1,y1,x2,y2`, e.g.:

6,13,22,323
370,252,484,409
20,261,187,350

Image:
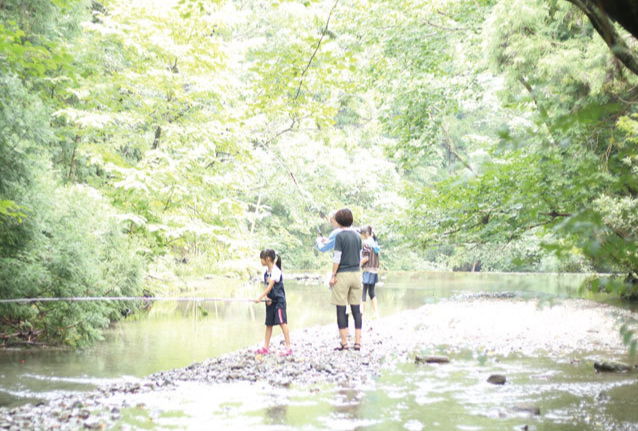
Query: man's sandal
354,343,361,351
334,343,349,351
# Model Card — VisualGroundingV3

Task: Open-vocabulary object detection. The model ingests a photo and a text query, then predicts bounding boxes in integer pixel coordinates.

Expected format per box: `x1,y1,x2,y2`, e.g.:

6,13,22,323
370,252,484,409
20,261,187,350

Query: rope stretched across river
0,296,266,304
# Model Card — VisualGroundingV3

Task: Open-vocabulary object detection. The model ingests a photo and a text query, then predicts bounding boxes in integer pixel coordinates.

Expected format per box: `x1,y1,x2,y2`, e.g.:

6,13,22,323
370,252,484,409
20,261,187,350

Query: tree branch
423,18,469,32
440,120,474,173
538,211,572,218
262,117,297,147
565,0,638,76
163,183,176,213
442,211,490,237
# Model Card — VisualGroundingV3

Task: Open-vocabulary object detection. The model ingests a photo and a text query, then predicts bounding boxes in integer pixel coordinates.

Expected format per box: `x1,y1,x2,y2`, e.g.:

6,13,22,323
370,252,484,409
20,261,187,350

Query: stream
1,272,637,431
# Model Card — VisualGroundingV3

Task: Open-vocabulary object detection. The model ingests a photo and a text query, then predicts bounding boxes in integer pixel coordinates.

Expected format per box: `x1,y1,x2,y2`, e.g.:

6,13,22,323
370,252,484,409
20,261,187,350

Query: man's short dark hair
335,208,353,227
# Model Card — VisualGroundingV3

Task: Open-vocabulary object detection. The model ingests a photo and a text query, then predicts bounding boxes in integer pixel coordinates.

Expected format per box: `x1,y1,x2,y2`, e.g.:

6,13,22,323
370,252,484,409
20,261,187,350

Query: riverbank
1,293,636,430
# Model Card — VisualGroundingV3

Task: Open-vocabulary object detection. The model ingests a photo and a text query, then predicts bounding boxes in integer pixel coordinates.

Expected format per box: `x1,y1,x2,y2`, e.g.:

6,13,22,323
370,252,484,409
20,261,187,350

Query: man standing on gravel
329,208,363,351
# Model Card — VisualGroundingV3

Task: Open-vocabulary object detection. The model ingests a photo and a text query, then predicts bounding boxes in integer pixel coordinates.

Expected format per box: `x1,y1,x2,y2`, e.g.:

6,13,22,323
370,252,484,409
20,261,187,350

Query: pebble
487,374,507,385
415,355,450,364
83,419,101,429
513,404,541,415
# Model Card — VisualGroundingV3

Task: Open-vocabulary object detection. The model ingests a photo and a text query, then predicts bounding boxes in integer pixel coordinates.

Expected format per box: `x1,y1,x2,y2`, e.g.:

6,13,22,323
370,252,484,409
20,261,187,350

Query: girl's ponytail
260,248,282,269
363,225,377,241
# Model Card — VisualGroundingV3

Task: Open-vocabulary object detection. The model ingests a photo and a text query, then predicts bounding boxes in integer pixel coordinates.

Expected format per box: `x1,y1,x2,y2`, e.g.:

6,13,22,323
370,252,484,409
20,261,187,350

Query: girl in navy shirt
255,249,292,356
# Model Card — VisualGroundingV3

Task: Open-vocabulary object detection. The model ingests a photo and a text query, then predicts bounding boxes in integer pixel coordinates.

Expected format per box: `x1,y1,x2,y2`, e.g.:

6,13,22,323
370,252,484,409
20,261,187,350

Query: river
1,272,637,430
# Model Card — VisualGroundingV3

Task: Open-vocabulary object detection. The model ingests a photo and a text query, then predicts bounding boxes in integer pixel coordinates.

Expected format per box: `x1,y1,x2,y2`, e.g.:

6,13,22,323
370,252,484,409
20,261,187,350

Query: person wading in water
360,225,380,318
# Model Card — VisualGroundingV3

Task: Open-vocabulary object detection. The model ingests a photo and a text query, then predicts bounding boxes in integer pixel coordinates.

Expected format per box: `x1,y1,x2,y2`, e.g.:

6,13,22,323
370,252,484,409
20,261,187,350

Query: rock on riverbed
0,295,635,431
415,355,450,364
593,361,636,373
487,374,507,385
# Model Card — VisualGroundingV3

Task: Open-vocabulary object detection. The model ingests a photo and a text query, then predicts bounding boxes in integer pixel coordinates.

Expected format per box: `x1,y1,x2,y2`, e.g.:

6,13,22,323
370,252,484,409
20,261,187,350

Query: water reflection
2,340,617,431
0,271,607,409
264,403,287,425
109,351,638,431
323,386,378,430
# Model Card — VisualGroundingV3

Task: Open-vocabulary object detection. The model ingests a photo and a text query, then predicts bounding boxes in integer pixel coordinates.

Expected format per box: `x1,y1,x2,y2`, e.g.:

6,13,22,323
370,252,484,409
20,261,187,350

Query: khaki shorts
331,271,363,306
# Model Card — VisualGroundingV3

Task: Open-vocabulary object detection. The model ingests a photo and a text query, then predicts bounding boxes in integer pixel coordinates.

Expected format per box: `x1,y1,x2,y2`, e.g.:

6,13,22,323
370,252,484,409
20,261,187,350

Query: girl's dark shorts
265,301,287,326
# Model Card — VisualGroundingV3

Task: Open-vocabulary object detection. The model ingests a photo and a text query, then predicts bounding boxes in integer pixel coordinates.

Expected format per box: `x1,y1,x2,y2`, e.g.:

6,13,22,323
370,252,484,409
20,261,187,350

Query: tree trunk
152,126,162,149
250,193,262,239
565,0,638,77
585,0,638,40
68,135,80,181
68,146,77,180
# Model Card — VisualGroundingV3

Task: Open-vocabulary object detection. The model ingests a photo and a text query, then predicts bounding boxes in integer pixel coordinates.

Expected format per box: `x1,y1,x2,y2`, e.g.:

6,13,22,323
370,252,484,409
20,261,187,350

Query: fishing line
253,1,341,236
0,296,266,304
256,138,326,236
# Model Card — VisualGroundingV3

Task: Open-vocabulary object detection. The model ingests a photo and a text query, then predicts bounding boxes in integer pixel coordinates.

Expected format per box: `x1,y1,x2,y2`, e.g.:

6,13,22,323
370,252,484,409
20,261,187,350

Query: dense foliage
0,0,144,346
393,0,638,292
1,0,637,346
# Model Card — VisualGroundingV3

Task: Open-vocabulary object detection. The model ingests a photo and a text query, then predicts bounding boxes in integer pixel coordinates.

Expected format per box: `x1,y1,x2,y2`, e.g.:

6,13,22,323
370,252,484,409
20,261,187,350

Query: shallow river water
1,272,637,430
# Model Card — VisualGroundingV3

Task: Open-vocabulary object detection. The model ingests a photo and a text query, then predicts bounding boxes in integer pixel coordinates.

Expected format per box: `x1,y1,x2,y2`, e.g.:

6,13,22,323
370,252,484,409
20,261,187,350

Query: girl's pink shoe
279,348,293,357
256,347,270,355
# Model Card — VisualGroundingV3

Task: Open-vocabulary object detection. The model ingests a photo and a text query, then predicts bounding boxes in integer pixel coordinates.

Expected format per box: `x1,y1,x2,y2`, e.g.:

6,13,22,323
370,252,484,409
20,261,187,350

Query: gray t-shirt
334,229,362,273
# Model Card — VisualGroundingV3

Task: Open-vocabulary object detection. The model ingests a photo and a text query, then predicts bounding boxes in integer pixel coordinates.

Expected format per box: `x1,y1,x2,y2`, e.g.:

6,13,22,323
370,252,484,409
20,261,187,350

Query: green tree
0,0,145,346
397,0,638,288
